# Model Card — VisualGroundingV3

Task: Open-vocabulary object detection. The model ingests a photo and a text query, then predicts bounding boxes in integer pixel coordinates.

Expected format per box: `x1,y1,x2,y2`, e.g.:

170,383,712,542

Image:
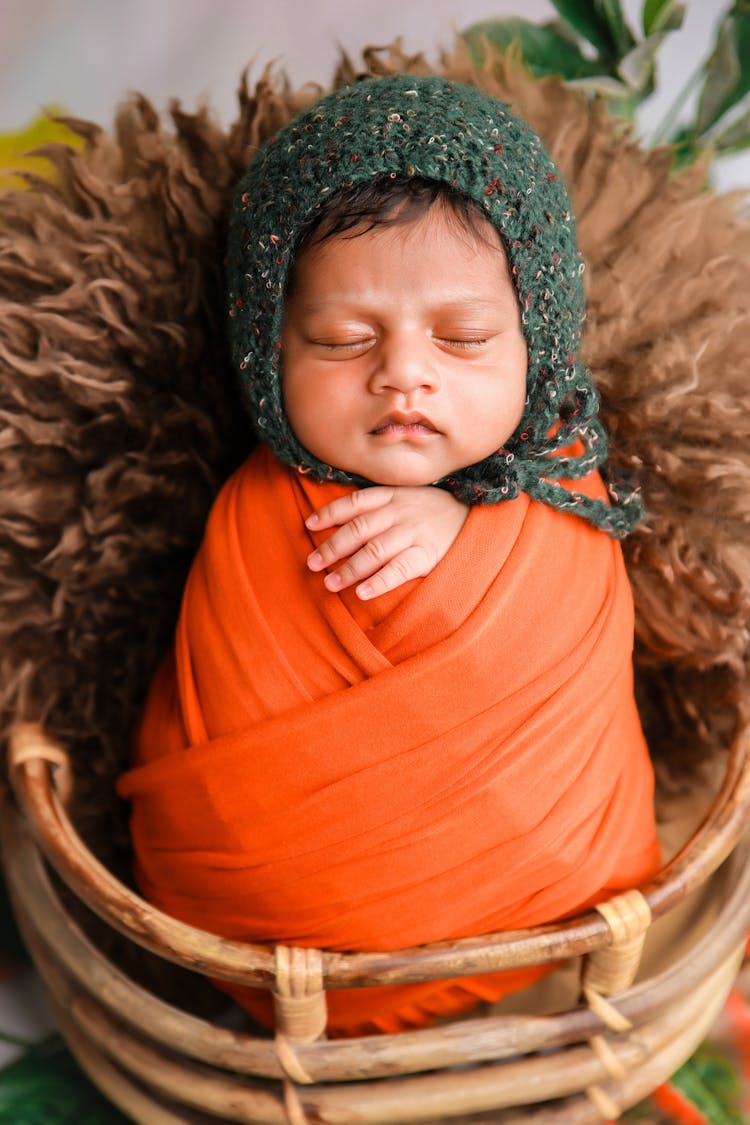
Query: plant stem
648,61,706,144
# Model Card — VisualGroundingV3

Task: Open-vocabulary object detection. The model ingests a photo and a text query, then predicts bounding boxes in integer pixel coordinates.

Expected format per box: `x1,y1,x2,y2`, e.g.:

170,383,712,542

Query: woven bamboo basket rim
41,1001,736,1125
48,963,743,1123
46,999,739,1125
4,792,750,1085
6,718,750,990
15,882,745,1125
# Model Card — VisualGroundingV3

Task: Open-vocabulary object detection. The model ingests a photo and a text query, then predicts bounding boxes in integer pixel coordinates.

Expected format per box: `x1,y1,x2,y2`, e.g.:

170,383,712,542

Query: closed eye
436,337,489,351
312,338,375,354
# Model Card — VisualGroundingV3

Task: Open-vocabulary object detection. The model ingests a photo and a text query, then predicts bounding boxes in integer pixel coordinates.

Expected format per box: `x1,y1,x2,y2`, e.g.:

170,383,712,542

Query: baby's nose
369,333,440,394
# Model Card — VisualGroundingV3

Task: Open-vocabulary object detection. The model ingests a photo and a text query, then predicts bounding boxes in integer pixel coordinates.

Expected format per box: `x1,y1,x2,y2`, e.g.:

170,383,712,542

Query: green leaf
0,1035,129,1124
711,94,750,154
617,31,668,91
548,0,621,55
670,1051,747,1125
567,74,636,98
547,16,587,48
642,0,685,36
668,125,704,168
696,15,741,133
598,0,638,57
462,19,605,81
696,4,750,134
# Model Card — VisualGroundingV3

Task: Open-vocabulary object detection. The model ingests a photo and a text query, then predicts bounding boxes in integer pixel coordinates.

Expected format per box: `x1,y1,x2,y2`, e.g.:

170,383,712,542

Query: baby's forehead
284,204,521,321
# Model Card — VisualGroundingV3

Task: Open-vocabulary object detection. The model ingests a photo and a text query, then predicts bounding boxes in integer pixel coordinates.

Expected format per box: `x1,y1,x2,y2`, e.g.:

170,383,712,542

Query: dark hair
291,174,502,263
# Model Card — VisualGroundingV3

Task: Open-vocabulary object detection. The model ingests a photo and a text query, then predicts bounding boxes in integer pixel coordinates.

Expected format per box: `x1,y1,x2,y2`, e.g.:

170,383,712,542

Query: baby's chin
336,451,456,490
353,467,444,489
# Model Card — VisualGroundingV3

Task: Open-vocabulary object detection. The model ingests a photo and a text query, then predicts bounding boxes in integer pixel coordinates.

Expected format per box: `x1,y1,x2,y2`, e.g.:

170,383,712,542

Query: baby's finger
355,547,432,600
307,506,397,572
321,527,418,591
305,486,395,531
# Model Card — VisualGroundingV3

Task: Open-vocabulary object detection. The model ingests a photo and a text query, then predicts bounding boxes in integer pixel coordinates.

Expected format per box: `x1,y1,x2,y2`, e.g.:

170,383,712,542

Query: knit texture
227,73,643,536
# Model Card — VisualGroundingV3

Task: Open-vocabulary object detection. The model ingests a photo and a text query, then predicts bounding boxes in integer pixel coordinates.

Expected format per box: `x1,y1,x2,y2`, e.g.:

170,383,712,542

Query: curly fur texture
1,43,749,881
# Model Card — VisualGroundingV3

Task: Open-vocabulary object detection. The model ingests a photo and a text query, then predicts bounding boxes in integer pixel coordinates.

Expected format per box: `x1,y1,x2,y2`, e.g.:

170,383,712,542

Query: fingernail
357,583,373,600
307,551,323,570
324,573,342,591
305,513,320,528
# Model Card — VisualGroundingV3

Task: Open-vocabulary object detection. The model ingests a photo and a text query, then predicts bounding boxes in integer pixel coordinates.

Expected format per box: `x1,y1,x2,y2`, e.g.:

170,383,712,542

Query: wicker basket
2,719,750,1124
2,42,750,1125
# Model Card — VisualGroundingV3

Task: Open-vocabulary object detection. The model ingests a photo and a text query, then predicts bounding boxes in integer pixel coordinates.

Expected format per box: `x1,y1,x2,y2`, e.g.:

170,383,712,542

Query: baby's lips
371,411,438,434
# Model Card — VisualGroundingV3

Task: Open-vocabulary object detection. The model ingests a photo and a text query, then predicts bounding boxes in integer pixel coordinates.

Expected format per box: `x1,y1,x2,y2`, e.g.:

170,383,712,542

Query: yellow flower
0,111,83,191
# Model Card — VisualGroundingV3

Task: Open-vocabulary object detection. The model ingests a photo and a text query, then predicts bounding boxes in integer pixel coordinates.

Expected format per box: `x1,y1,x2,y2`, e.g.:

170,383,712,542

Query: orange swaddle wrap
118,443,660,1035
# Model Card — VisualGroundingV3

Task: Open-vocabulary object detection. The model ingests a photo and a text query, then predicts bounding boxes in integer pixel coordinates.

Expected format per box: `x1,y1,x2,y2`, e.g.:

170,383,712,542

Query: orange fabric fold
118,444,660,1036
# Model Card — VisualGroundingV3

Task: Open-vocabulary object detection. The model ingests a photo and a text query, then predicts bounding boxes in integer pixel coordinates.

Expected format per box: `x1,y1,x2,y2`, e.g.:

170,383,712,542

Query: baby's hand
305,487,468,600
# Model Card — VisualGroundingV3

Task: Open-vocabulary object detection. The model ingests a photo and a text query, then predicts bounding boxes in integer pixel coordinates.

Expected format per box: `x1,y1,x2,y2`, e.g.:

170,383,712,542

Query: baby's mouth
371,412,439,438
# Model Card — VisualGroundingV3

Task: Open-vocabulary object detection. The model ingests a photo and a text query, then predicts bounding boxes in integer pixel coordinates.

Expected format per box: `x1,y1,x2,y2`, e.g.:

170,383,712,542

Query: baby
118,74,660,1037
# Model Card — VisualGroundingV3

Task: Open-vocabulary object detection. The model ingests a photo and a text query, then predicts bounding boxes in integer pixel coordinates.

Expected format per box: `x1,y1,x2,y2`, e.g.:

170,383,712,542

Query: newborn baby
118,74,660,1037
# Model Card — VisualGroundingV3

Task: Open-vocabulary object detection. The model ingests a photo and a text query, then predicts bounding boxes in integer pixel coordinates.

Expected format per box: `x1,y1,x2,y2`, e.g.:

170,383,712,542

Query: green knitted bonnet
227,74,642,536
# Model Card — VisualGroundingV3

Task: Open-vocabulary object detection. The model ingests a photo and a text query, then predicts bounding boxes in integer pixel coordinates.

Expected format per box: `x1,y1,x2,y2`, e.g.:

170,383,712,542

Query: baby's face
281,204,528,487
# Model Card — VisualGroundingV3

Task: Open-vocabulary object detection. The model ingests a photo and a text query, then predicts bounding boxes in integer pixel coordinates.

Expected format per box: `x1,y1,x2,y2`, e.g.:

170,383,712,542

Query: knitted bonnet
227,73,643,536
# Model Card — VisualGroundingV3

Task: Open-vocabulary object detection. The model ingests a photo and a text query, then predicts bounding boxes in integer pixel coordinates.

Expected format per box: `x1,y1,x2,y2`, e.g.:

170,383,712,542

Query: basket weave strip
584,1082,620,1121
275,1046,311,1125
272,948,325,1125
274,1036,315,1085
588,1034,628,1082
595,891,653,949
8,722,74,806
584,1028,633,1120
281,1086,307,1125
583,988,632,1033
581,890,652,1117
272,944,326,1121
273,946,326,1042
583,890,652,997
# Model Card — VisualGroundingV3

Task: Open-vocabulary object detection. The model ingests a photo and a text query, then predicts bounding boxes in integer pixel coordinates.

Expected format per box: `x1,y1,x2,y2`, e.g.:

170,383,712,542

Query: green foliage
671,1049,749,1125
694,2,750,153
462,19,605,82
643,0,685,36
623,1049,750,1124
0,1035,129,1124
550,0,630,55
462,0,750,168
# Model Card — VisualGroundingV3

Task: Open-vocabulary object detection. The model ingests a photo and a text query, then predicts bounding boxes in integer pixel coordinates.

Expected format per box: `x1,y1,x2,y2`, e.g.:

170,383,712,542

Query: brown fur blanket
1,42,749,880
